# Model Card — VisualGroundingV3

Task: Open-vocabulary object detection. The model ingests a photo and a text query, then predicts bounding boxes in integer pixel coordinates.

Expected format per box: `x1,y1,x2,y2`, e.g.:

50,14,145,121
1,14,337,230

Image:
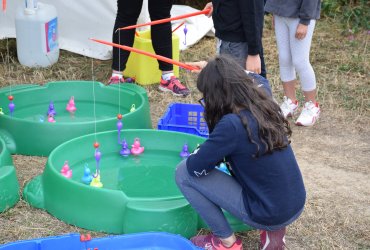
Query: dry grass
0,16,369,249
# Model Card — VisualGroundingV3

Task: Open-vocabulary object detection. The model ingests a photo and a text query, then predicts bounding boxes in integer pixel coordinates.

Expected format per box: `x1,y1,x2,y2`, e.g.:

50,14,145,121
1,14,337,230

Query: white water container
15,0,59,67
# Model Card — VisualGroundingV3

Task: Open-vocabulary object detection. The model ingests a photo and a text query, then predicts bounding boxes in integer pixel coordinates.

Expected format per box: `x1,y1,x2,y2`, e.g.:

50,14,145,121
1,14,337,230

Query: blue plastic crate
158,103,209,138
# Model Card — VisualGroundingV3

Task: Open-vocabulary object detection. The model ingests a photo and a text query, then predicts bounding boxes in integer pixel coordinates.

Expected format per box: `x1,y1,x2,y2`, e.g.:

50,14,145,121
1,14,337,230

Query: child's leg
282,80,297,102
112,0,143,72
285,19,320,126
148,0,173,72
288,19,317,103
175,160,247,239
302,89,317,103
274,16,296,101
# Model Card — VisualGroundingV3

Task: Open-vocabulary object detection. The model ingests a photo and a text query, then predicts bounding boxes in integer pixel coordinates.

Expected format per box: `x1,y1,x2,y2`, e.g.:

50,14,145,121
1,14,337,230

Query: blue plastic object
0,232,201,250
158,103,209,138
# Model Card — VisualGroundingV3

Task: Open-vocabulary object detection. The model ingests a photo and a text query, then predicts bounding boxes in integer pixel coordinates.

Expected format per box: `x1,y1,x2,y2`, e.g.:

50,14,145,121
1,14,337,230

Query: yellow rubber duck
90,175,103,188
130,104,136,113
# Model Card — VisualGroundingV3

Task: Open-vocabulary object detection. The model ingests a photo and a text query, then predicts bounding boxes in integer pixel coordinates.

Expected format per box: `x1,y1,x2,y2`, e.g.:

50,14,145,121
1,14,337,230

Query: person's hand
295,23,308,40
186,61,208,73
203,2,213,17
246,55,261,74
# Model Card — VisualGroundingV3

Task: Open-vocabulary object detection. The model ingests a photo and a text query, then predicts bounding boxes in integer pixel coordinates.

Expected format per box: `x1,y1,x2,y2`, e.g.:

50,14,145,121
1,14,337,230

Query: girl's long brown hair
197,56,292,157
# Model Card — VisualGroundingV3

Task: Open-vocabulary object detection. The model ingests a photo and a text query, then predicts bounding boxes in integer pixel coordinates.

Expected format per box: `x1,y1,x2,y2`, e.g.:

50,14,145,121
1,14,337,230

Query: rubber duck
131,138,144,155
180,143,190,158
90,175,103,188
130,104,136,113
81,164,93,185
66,96,77,113
217,162,231,175
120,139,131,157
47,114,56,123
8,95,15,116
8,102,15,115
61,161,72,178
47,101,57,116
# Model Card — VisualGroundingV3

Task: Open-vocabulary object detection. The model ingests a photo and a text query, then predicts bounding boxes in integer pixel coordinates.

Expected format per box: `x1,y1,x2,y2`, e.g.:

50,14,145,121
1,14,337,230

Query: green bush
321,0,370,33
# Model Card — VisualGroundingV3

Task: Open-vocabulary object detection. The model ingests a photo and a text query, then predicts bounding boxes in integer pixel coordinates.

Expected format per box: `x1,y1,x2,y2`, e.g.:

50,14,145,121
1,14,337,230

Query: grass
0,16,369,249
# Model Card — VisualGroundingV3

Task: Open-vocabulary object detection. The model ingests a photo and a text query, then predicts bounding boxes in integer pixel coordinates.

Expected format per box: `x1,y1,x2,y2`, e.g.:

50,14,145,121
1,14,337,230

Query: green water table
0,137,20,212
23,129,252,237
0,81,152,156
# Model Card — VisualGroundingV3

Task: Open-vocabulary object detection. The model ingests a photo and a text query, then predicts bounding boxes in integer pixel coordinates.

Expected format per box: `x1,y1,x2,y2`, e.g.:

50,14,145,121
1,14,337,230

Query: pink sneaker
159,76,190,97
107,76,125,85
260,227,286,250
190,234,243,250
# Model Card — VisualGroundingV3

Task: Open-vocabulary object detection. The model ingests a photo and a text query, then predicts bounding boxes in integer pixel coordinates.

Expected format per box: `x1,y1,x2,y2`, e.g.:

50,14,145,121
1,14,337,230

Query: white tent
0,0,214,60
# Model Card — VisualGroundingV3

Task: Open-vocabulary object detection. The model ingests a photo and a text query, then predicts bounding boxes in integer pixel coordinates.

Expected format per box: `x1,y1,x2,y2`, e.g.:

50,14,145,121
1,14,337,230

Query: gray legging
274,15,317,92
175,159,301,238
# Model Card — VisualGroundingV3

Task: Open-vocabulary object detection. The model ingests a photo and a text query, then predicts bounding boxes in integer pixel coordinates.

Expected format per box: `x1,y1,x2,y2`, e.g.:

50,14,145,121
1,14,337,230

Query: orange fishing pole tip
90,38,198,71
119,9,211,31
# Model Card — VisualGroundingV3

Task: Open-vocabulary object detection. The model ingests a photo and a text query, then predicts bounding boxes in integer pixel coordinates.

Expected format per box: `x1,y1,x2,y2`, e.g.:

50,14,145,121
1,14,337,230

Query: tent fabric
0,1,214,60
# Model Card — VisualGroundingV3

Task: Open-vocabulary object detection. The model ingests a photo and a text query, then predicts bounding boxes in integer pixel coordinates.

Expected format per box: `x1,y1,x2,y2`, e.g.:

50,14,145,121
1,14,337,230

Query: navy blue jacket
212,0,264,55
186,111,306,226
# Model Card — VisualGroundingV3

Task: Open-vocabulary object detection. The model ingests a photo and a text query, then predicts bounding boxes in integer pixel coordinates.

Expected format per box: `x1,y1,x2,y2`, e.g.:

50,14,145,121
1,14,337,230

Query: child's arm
296,0,320,40
239,0,264,73
298,0,320,25
246,55,261,75
239,0,264,56
295,24,308,40
185,61,208,73
203,2,213,17
186,115,238,177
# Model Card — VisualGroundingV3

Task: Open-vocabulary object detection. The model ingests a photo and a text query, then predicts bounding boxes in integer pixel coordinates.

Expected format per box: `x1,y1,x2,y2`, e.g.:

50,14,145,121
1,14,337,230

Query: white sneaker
295,101,320,126
280,96,299,118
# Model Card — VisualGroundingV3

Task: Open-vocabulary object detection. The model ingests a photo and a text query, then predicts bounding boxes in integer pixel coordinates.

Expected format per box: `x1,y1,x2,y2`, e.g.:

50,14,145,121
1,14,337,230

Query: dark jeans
112,0,173,72
175,160,303,238
217,39,267,78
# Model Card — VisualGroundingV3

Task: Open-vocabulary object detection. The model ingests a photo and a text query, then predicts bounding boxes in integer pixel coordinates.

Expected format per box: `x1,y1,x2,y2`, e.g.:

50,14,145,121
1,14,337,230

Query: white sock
161,71,174,81
112,72,123,78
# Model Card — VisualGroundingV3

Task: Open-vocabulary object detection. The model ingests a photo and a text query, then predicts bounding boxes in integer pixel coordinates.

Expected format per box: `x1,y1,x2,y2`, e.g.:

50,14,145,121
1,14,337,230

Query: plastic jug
15,0,59,67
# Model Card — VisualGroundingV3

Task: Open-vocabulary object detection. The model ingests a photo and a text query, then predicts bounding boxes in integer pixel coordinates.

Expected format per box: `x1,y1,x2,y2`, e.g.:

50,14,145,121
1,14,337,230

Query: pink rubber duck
48,114,56,123
66,96,77,113
131,138,144,155
61,161,72,178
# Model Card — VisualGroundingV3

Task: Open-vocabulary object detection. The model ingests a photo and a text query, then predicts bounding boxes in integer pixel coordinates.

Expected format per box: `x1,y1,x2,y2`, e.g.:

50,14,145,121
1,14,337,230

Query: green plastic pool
0,137,19,212
23,129,252,237
0,81,152,156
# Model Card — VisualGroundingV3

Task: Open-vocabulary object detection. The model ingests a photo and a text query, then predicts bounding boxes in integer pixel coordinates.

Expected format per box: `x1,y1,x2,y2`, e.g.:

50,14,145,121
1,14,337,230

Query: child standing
176,56,306,250
265,0,321,126
109,0,190,97
203,0,266,77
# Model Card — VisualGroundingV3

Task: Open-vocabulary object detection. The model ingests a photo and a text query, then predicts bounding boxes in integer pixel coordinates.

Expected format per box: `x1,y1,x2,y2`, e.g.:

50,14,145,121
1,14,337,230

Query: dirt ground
0,17,369,249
